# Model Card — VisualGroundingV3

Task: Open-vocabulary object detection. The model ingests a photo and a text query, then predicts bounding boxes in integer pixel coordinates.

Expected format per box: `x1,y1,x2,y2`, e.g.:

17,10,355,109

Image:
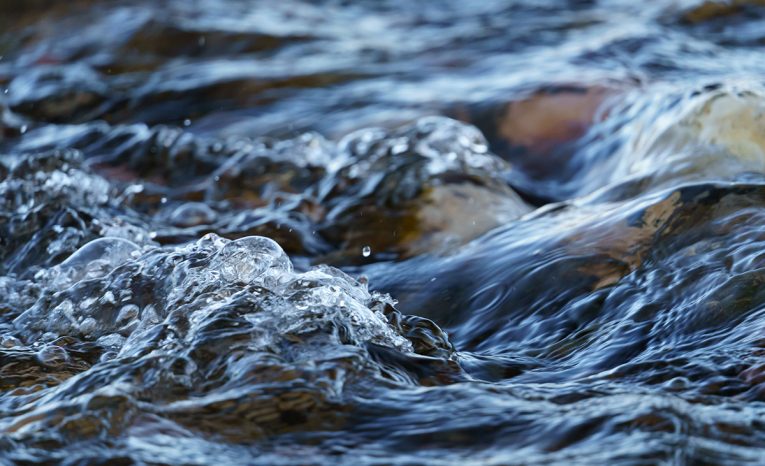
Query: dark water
4,0,765,464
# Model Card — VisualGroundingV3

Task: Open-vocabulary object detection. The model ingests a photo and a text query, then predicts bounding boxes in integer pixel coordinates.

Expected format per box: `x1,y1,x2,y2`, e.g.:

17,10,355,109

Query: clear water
4,0,765,464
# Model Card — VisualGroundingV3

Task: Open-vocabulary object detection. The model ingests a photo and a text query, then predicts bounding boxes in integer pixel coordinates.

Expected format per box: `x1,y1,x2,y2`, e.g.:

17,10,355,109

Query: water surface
4,1,765,464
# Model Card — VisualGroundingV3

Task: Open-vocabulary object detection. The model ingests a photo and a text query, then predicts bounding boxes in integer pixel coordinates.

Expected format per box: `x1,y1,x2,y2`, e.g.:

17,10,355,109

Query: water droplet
20,125,28,134
160,197,168,204
183,119,191,127
362,246,371,257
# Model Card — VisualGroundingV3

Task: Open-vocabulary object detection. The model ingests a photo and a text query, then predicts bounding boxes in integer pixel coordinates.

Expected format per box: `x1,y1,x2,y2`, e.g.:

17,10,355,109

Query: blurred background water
4,0,765,464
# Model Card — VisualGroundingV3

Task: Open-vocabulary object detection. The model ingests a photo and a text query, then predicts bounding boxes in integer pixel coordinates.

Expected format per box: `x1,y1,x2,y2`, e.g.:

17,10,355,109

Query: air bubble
37,345,69,366
52,237,140,289
1,335,22,348
211,236,292,284
169,202,217,227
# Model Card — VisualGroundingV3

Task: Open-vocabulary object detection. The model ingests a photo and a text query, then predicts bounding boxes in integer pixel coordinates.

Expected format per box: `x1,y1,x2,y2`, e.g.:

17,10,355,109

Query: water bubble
37,345,69,366
211,236,292,284
169,202,217,227
1,335,22,348
52,237,140,289
99,351,118,362
183,119,191,127
362,246,371,257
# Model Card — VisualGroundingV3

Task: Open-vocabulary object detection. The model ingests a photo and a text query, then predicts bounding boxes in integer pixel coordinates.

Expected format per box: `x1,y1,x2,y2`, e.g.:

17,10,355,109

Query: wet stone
317,117,531,263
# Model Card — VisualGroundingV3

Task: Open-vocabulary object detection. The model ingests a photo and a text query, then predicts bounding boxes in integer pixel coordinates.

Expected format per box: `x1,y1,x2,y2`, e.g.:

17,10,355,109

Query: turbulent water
5,0,765,464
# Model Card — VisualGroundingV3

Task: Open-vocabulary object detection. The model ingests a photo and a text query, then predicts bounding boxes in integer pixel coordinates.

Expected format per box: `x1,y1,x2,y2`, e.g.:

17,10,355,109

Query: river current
3,1,765,464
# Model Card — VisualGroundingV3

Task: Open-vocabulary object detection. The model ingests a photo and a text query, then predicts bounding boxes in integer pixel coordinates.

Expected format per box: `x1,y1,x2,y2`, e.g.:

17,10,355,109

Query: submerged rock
610,86,765,193
5,233,457,453
6,64,111,123
5,117,530,262
450,83,619,201
637,88,765,167
317,117,531,263
678,0,765,24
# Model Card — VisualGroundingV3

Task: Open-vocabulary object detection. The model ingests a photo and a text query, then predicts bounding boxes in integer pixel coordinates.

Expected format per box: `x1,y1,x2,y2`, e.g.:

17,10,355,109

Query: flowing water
4,0,765,464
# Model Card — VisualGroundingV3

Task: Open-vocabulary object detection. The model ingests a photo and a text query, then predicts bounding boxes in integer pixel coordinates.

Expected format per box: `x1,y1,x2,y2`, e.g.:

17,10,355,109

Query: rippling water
4,0,765,464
